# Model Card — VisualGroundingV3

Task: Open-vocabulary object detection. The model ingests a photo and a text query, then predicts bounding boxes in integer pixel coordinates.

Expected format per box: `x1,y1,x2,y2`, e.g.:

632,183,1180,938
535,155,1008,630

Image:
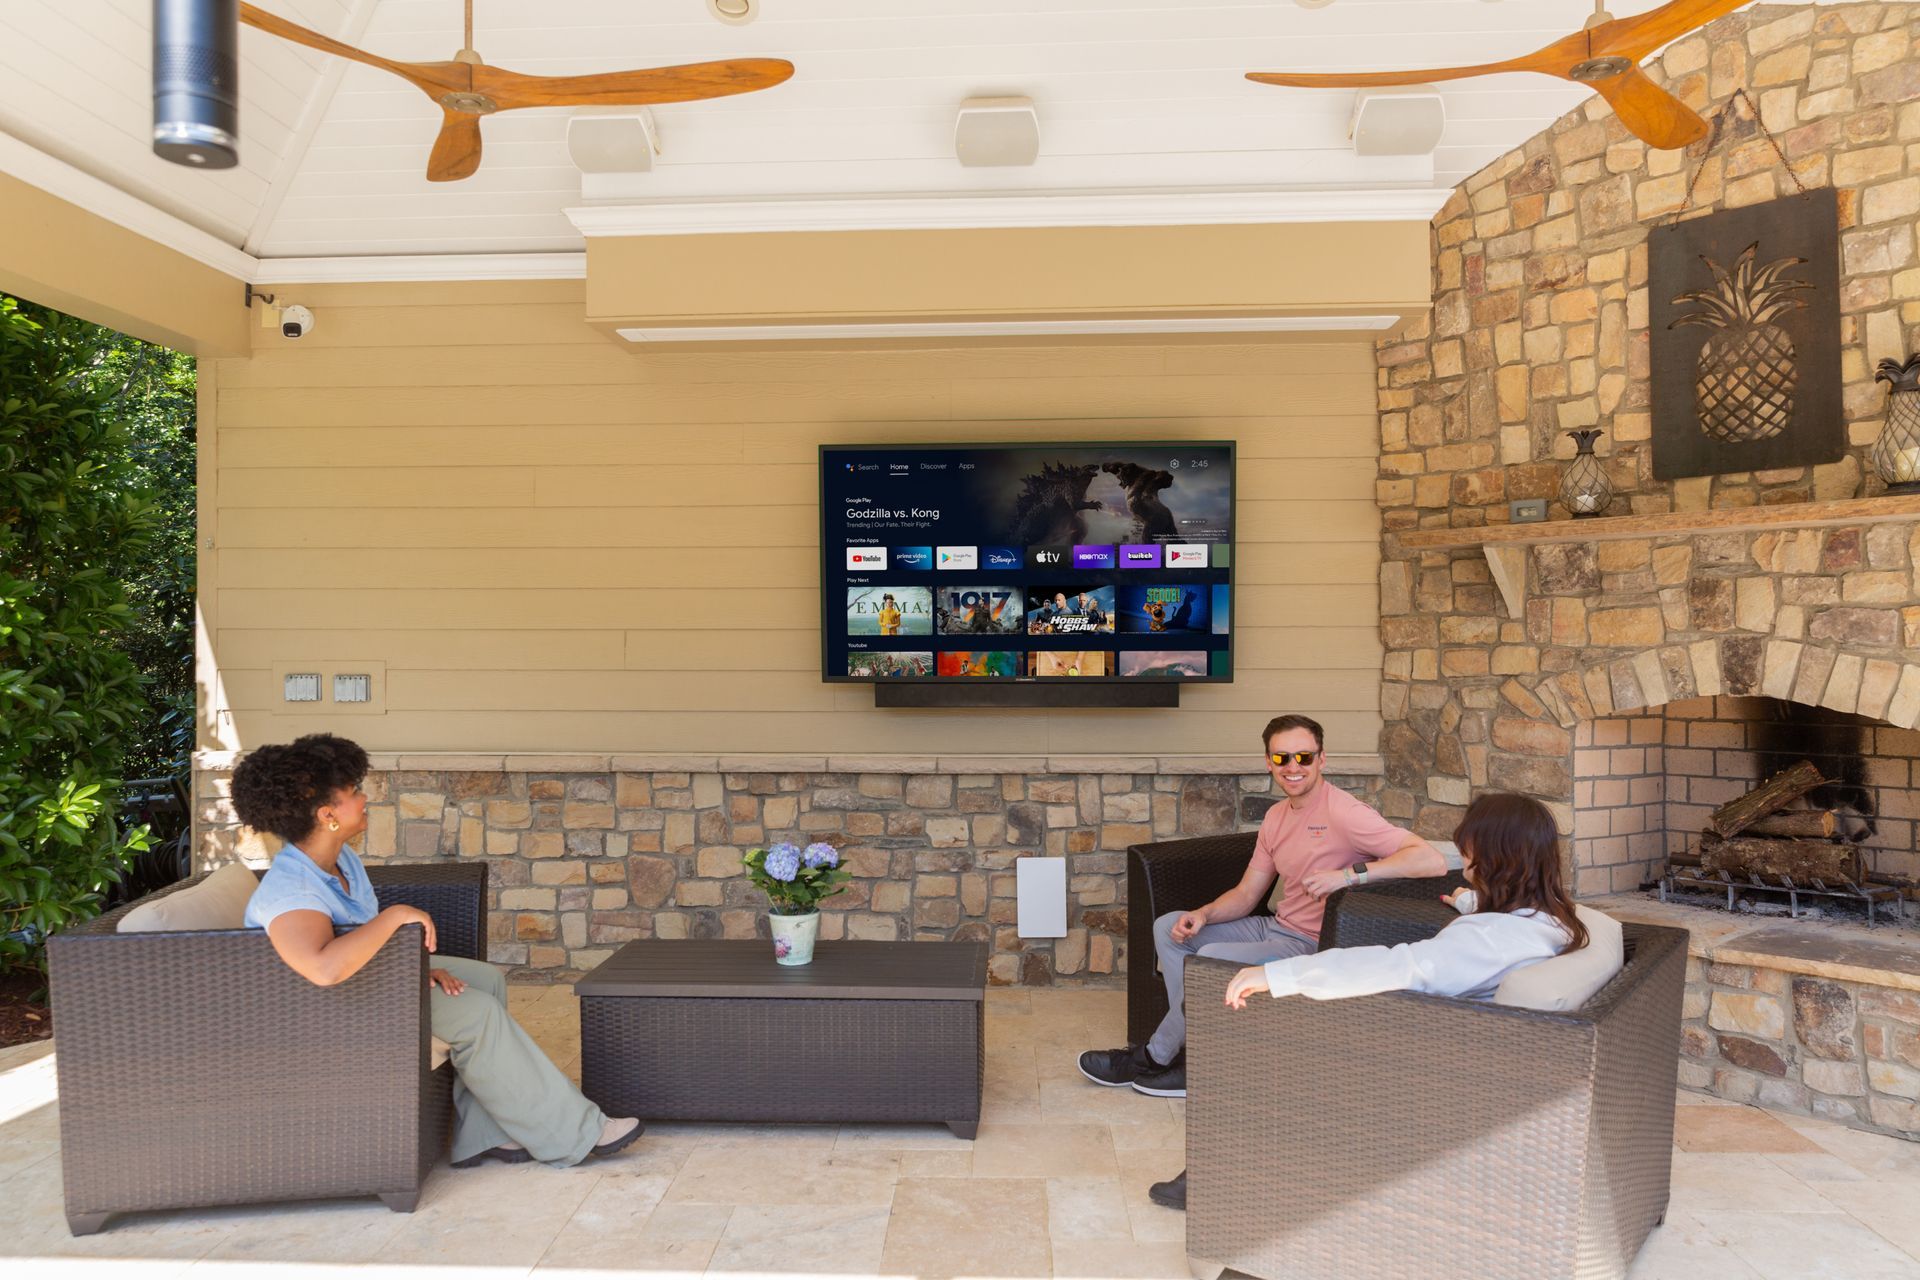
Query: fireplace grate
1659,866,1911,927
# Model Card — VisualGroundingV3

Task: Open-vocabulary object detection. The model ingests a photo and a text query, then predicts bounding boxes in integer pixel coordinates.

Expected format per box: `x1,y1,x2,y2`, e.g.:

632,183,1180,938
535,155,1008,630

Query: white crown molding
252,253,588,284
567,187,1453,238
617,315,1402,343
0,129,256,280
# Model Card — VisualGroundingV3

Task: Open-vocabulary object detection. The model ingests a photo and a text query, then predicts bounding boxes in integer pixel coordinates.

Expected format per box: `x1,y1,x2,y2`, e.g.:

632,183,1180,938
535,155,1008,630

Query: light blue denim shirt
243,842,379,930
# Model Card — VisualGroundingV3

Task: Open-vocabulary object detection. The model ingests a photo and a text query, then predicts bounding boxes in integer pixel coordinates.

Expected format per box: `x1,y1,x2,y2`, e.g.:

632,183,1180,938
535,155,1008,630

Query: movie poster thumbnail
937,651,1018,678
1025,586,1116,636
936,585,1023,636
848,651,931,678
847,585,933,636
1212,584,1230,636
1028,651,1112,678
1119,651,1208,678
1118,584,1212,634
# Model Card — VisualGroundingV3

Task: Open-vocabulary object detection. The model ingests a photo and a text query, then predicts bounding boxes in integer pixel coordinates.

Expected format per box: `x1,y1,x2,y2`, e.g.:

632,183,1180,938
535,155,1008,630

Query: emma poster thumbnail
847,585,932,636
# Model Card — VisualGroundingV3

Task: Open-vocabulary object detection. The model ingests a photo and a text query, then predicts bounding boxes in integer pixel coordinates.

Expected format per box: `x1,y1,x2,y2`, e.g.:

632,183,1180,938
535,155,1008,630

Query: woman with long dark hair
1223,790,1588,1007
231,733,642,1169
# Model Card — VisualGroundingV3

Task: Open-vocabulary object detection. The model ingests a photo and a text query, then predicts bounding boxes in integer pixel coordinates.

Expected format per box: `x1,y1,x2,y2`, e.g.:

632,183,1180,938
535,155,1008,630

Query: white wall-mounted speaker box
1016,856,1068,938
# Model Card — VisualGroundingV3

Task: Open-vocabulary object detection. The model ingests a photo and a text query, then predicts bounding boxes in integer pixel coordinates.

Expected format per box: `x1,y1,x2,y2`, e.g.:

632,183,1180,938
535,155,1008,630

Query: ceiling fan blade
1594,0,1760,60
239,3,467,95
473,58,795,110
1248,29,1589,89
426,109,483,182
1587,62,1709,149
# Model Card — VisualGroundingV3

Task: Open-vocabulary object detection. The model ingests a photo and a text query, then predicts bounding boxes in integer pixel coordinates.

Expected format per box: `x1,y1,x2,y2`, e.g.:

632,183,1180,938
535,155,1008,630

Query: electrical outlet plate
1510,498,1548,524
271,660,387,715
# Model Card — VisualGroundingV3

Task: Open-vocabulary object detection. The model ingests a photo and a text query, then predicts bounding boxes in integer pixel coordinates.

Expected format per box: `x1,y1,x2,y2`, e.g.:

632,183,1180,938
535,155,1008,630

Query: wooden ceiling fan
1247,0,1754,151
238,1,794,182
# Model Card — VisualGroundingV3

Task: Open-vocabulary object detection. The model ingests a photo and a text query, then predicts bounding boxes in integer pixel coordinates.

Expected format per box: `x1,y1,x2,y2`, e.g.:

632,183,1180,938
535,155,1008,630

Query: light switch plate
1510,498,1548,524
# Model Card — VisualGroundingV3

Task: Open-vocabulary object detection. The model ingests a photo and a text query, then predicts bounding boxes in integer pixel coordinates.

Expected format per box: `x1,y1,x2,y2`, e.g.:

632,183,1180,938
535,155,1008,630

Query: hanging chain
1671,87,1809,222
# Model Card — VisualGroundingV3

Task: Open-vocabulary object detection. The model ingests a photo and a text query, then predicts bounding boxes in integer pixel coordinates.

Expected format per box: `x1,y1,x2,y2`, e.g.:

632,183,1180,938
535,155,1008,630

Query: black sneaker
1077,1043,1155,1087
1131,1055,1186,1098
1148,1169,1187,1210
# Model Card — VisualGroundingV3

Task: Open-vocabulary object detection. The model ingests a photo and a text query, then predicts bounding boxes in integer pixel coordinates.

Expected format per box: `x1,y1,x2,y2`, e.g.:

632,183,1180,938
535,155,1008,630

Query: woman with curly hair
232,733,641,1169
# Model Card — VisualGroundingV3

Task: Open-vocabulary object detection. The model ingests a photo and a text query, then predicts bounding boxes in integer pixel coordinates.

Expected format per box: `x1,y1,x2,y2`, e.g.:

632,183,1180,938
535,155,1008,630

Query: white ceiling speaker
566,109,659,174
954,95,1040,167
1294,0,1337,7
1348,86,1446,156
706,0,757,23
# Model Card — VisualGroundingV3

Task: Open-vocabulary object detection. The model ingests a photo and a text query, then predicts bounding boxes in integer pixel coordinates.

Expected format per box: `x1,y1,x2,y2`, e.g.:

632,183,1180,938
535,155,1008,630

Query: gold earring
327,818,340,832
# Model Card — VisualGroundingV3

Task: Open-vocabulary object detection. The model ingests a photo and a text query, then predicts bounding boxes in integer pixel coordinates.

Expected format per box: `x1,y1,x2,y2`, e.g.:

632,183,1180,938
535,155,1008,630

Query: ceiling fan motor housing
152,0,241,168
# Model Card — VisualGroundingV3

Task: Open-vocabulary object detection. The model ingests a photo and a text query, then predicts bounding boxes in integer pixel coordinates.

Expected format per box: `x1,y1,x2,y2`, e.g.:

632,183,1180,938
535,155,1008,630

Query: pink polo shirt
1252,781,1413,941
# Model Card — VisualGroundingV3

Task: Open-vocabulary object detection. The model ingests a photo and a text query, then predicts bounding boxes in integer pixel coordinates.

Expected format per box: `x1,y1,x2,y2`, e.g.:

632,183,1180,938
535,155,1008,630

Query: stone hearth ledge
1590,893,1920,994
190,750,1385,778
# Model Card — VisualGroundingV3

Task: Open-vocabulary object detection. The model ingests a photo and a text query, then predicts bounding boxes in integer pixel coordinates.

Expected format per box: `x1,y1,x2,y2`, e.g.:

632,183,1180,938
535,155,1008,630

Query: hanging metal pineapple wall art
1649,188,1842,481
1671,244,1812,443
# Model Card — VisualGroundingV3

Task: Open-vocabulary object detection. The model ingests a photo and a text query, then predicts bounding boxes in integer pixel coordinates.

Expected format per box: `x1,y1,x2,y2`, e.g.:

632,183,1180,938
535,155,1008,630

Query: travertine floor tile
662,1146,898,1206
1045,1176,1133,1242
882,1176,1051,1279
1701,1209,1920,1280
971,1123,1117,1179
1673,1106,1823,1153
708,1202,891,1274
1670,1152,1829,1213
1627,1210,1766,1280
1052,1238,1193,1279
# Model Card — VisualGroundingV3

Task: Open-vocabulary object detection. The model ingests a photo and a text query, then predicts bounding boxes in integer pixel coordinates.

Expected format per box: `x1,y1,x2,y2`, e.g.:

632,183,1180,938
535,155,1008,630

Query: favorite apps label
1119,544,1162,569
937,546,979,570
1165,544,1210,568
846,546,887,570
892,546,933,571
1072,545,1116,570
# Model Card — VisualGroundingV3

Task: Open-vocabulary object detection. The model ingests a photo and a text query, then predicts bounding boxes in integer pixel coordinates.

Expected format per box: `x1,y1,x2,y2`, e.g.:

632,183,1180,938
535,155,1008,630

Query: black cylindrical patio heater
152,0,240,169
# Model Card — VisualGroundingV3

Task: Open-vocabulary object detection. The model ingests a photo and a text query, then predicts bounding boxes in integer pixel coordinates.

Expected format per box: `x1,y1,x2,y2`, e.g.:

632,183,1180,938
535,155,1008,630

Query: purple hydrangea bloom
763,843,801,882
803,842,839,869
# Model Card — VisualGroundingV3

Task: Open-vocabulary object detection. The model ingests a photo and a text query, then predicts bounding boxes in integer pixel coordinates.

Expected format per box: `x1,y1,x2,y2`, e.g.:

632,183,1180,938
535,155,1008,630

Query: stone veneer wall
1377,2,1920,524
195,755,1383,985
1369,1,1920,855
1678,954,1920,1137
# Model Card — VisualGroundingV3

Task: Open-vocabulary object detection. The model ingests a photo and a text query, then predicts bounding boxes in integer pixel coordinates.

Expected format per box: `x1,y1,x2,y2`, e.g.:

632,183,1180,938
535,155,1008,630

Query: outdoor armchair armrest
1318,870,1470,951
1126,833,1259,1044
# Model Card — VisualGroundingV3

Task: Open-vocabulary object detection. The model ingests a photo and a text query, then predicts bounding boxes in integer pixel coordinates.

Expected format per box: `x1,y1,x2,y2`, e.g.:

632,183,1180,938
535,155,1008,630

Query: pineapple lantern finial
1872,353,1920,494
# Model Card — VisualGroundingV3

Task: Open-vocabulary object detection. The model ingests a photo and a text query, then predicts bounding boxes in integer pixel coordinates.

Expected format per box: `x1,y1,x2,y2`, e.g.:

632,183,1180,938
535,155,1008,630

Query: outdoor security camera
279,304,315,339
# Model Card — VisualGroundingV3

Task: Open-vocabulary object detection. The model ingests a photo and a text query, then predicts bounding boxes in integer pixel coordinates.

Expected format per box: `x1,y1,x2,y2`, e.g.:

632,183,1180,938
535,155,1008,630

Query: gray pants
1146,911,1315,1065
429,955,606,1166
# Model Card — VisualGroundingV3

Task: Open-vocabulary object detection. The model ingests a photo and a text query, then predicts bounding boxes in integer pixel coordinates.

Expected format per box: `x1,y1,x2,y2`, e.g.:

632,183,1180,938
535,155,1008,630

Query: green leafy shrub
0,297,158,973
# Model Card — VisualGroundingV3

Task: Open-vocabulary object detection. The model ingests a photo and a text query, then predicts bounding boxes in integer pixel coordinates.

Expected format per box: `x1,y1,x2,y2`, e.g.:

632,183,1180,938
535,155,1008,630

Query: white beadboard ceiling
0,0,1759,263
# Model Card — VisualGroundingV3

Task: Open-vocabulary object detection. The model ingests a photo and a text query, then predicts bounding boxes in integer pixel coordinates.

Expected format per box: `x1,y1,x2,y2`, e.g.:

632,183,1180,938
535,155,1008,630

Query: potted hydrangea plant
743,841,849,966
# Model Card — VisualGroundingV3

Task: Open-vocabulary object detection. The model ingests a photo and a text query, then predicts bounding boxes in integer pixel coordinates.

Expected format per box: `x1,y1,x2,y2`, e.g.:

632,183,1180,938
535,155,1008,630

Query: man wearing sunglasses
1078,714,1446,1114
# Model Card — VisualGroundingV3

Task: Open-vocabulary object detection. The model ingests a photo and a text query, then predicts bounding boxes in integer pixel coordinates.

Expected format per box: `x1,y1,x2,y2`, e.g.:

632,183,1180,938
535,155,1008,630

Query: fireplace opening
1571,696,1919,927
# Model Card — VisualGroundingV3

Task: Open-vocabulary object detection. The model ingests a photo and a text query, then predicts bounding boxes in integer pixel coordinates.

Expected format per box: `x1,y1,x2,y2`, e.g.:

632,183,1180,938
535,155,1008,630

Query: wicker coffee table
575,939,986,1138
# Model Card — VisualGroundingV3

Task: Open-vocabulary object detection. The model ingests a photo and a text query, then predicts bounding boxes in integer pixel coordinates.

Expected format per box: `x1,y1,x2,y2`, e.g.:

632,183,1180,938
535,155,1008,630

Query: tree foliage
0,295,173,973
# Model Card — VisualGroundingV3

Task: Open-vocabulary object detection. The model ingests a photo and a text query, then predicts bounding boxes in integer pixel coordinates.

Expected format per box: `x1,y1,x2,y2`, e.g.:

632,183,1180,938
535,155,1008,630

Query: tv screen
820,442,1235,683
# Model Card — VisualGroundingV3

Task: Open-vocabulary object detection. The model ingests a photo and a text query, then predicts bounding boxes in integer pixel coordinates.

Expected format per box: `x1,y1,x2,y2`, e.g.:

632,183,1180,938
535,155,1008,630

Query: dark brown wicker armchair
1126,834,1470,1045
48,861,487,1236
1182,899,1688,1280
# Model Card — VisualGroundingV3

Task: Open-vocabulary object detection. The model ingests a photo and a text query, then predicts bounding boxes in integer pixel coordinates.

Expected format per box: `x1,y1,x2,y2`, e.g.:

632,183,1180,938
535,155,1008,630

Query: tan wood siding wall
205,280,1384,757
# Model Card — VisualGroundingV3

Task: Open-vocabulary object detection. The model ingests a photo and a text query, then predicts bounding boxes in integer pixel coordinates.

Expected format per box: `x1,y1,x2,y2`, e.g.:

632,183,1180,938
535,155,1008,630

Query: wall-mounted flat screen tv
820,442,1235,684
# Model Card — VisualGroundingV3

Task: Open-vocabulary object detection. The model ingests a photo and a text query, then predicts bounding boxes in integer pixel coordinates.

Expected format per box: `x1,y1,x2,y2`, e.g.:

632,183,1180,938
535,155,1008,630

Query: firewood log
1705,761,1826,838
1698,835,1857,882
1742,810,1838,839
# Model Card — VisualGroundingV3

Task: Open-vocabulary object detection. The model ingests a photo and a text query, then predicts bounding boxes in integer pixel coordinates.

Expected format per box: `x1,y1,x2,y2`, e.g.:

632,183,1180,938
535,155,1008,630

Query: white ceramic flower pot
769,911,820,966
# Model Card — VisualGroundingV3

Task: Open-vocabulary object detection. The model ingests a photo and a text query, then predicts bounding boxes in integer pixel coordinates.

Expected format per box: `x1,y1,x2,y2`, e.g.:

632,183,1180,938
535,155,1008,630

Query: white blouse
1261,898,1571,1003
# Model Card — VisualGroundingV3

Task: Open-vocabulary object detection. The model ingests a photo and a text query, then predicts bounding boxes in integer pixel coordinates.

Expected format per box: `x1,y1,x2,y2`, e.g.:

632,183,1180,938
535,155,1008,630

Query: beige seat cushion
1493,905,1624,1012
118,861,259,933
431,1037,452,1070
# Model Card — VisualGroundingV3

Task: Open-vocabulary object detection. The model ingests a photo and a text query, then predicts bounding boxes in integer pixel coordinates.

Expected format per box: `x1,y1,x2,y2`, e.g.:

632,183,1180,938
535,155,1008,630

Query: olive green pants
428,955,605,1166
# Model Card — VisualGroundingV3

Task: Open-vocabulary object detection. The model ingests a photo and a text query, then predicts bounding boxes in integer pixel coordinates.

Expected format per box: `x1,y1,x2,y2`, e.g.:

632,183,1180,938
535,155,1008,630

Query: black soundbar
873,682,1179,709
